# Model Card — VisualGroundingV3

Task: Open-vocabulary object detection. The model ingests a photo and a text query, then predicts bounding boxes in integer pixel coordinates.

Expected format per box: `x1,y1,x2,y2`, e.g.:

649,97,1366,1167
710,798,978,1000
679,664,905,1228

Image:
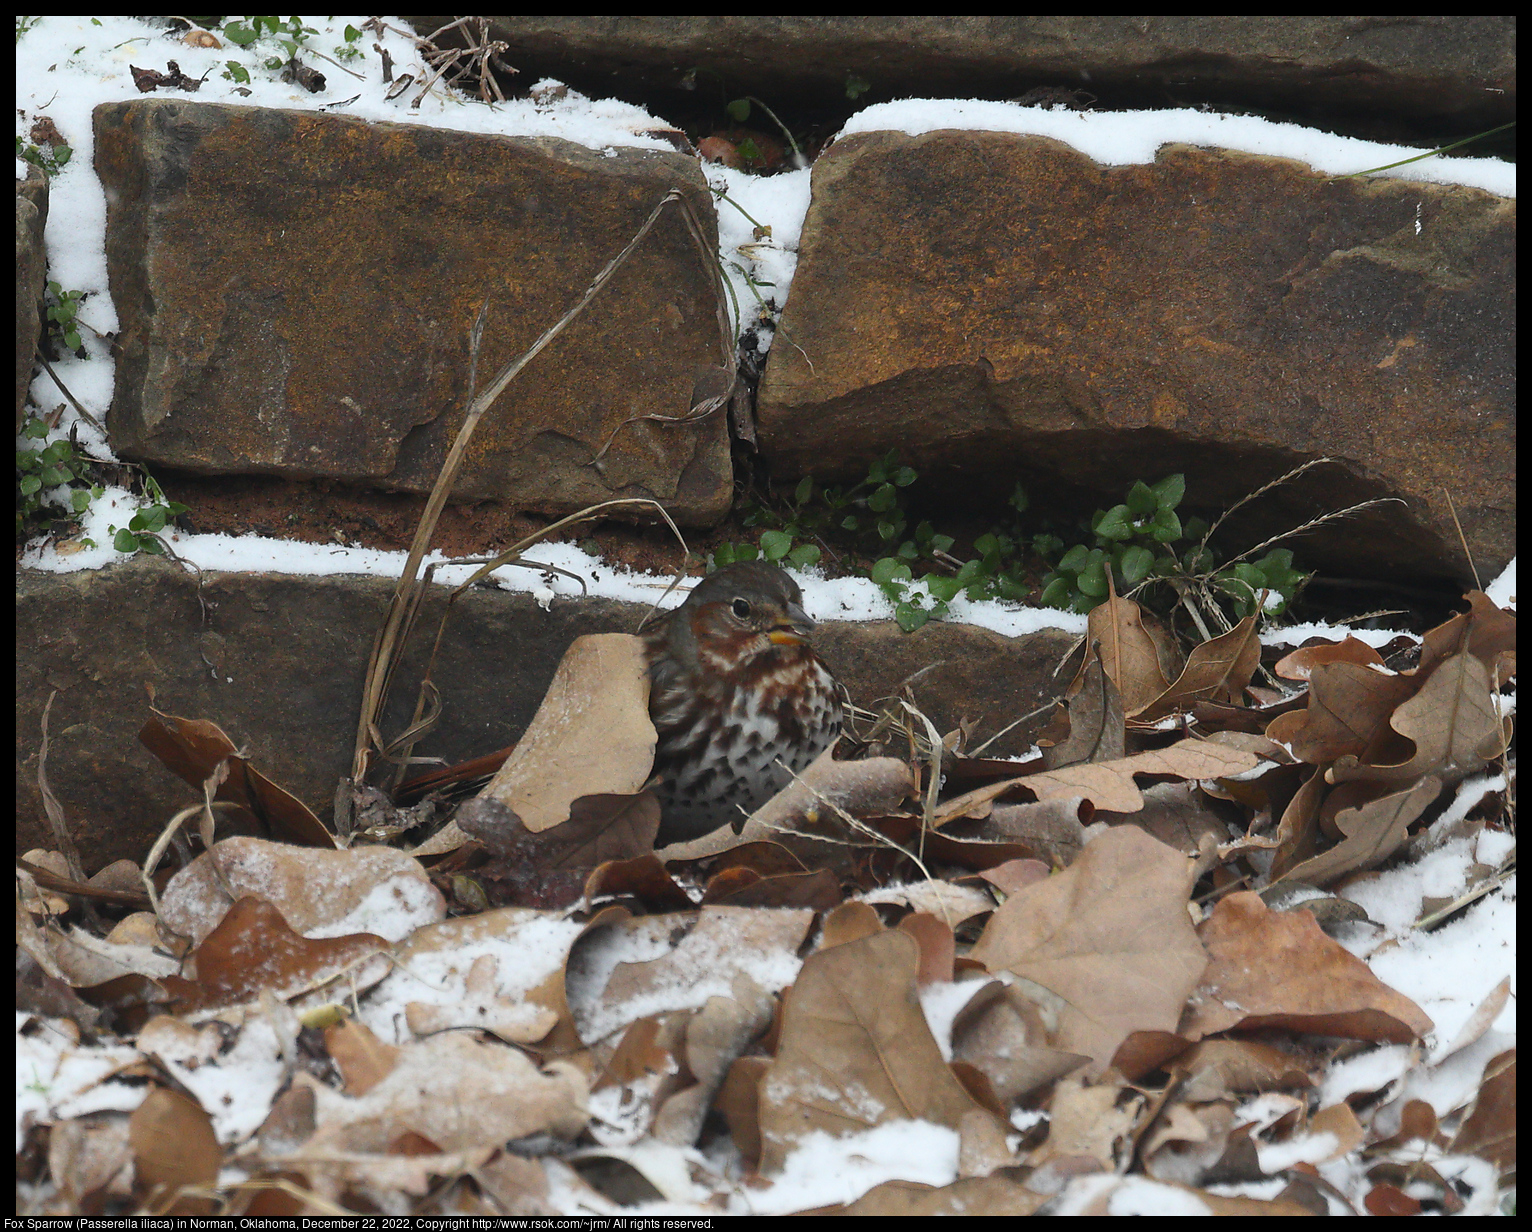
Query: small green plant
44,281,86,355
845,73,871,101
724,96,807,169
1038,474,1308,622
333,23,365,62
218,15,320,77
716,459,1311,635
108,473,186,556
15,133,72,178
15,16,41,42
16,416,101,537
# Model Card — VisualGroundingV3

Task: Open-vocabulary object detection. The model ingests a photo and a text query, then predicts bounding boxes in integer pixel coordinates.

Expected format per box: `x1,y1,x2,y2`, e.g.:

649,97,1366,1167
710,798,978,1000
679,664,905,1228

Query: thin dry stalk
761,756,935,883
1440,486,1482,591
35,691,86,883
350,186,731,787
384,496,691,792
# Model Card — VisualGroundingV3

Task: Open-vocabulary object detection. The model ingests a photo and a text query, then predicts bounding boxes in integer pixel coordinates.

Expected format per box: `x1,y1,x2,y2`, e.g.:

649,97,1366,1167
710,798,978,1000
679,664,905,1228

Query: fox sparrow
643,561,842,846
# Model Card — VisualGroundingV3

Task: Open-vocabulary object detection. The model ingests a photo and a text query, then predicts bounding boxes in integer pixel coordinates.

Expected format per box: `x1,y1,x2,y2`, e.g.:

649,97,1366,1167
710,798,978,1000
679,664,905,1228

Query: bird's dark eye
731,598,751,619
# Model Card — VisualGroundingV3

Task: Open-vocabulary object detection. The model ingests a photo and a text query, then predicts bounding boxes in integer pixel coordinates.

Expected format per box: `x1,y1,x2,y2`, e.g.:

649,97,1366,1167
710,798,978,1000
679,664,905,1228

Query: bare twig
350,187,721,786
1440,486,1482,591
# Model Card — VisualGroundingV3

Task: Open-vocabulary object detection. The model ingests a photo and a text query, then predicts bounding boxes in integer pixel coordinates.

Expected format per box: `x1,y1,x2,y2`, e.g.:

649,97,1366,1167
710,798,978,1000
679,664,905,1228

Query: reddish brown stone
757,130,1514,583
94,100,731,523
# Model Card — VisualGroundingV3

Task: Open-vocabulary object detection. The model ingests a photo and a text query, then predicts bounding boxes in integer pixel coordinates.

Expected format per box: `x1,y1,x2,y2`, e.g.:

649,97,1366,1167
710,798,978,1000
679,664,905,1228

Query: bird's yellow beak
768,600,817,645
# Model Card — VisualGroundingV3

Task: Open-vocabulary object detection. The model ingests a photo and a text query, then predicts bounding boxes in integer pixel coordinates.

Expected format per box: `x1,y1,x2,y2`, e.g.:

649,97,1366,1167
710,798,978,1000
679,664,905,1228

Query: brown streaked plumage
642,561,842,846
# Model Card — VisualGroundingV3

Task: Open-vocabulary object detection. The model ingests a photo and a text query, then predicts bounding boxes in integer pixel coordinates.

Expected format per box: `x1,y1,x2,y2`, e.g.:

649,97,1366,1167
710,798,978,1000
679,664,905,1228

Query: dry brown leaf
324,1019,401,1096
1130,613,1261,722
1141,1101,1235,1181
1418,590,1516,682
160,836,444,945
1274,637,1386,681
983,799,1087,865
162,897,390,1015
483,633,655,832
757,929,998,1173
657,752,913,858
1270,765,1328,880
652,978,774,1147
1329,652,1510,785
717,1055,770,1166
1273,776,1441,888
1043,643,1126,769
1089,594,1173,715
295,1033,588,1156
29,921,180,988
898,912,956,985
1434,976,1512,1064
745,752,915,832
1030,1073,1142,1170
969,825,1207,1071
567,906,814,1046
1023,739,1259,814
1168,1038,1315,1100
950,983,1089,1103
1265,663,1417,765
861,880,995,927
128,1088,221,1215
583,852,694,911
1183,892,1432,1044
819,900,885,948
976,858,1052,897
1450,1047,1515,1171
701,867,842,911
137,711,334,848
135,1016,224,1067
48,1114,135,1213
380,906,582,1046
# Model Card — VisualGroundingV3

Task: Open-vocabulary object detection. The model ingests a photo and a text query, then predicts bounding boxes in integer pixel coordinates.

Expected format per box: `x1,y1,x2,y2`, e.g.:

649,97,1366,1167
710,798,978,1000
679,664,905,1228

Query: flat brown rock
94,99,730,523
16,558,1074,869
757,130,1514,583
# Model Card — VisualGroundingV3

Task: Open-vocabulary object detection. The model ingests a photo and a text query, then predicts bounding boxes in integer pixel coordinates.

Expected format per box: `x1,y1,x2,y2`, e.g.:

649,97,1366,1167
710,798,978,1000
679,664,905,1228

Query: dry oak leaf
1087,593,1173,716
129,1087,221,1215
1274,636,1386,681
1328,651,1510,786
159,836,443,946
137,711,333,848
1021,738,1259,814
566,905,814,1045
1029,1073,1142,1171
163,897,391,1015
1272,776,1441,889
1450,1047,1515,1171
757,929,1000,1174
950,983,1089,1103
485,633,655,832
968,824,1207,1073
1182,891,1432,1044
1264,662,1417,765
294,1031,588,1156
1129,612,1261,723
378,906,585,1045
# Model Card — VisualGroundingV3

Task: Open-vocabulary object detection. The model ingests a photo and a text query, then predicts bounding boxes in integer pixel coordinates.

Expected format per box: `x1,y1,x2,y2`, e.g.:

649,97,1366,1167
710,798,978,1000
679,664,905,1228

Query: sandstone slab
94,99,731,523
452,17,1514,136
757,130,1514,584
16,558,1075,870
